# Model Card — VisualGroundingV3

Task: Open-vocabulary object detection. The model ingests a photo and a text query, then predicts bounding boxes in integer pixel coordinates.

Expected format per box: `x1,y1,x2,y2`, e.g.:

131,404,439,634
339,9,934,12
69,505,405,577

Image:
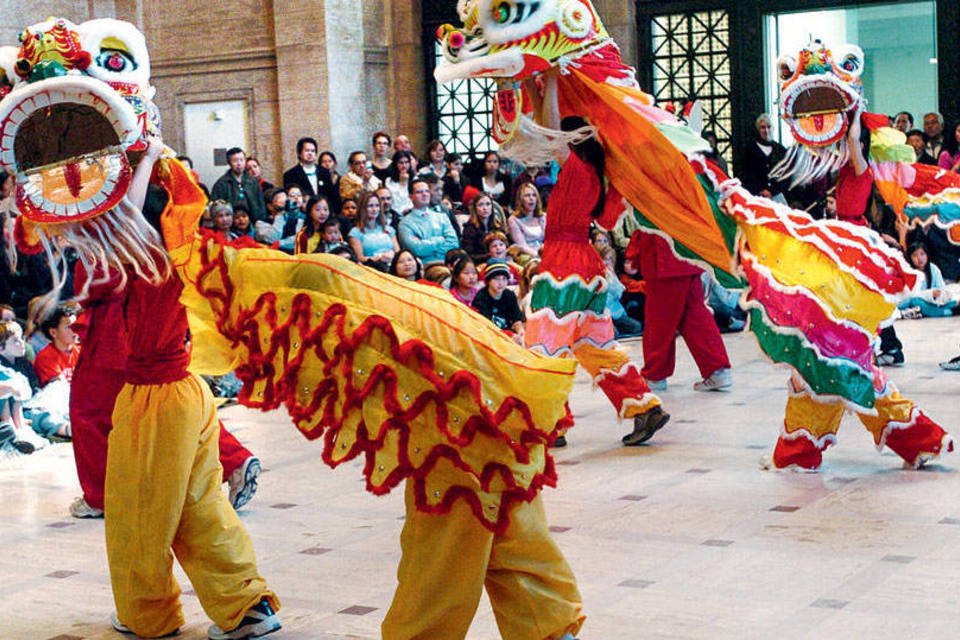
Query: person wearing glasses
339,150,382,202
210,147,267,222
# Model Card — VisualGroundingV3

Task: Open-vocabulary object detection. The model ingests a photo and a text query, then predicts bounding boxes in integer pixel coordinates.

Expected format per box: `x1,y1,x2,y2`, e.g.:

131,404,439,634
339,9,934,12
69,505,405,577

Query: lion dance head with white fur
0,17,169,305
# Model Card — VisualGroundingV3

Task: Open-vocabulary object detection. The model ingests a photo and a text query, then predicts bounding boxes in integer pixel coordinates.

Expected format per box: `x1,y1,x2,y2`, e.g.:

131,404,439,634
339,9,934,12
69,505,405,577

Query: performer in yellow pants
774,373,953,470
382,481,584,640
105,375,278,637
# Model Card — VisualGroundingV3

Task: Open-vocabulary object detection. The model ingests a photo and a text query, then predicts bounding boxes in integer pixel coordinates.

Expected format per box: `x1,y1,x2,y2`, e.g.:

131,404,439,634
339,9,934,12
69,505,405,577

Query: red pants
641,274,730,381
70,366,251,510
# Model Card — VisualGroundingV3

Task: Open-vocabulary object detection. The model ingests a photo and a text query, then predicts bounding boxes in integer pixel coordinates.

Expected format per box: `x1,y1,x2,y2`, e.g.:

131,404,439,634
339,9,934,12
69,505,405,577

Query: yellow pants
105,374,278,637
382,483,584,640
784,384,914,445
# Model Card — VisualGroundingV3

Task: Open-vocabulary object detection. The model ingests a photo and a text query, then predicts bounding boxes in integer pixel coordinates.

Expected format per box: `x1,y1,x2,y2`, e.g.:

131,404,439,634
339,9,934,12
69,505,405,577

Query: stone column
386,0,427,154
272,1,331,163
595,0,638,66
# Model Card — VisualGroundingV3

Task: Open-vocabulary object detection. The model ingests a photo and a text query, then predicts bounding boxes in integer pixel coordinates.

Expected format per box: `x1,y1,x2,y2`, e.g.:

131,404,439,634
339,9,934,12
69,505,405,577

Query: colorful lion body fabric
436,2,952,468
0,17,577,532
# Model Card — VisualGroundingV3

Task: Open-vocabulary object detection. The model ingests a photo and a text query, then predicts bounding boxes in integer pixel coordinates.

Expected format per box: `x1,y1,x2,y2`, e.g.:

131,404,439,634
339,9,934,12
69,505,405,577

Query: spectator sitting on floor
472,260,525,344
33,305,80,387
0,320,60,453
599,247,644,339
898,241,958,318
701,271,746,332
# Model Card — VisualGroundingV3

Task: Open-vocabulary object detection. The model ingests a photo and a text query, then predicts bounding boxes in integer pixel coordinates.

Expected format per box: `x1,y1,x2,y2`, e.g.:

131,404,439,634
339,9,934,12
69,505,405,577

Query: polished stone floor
3,318,960,639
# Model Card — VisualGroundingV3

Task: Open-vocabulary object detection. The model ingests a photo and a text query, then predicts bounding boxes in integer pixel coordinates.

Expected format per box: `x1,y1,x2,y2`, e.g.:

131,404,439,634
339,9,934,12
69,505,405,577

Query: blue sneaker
208,599,280,639
228,457,261,510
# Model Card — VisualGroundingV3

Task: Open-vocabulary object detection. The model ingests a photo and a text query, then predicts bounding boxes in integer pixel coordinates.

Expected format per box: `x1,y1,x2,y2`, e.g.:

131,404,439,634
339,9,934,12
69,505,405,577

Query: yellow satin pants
105,374,277,638
382,482,584,640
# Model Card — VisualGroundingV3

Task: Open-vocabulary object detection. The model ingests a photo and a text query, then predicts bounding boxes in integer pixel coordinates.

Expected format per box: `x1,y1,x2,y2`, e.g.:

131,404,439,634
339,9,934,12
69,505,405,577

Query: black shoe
622,407,670,446
551,435,568,448
12,439,35,454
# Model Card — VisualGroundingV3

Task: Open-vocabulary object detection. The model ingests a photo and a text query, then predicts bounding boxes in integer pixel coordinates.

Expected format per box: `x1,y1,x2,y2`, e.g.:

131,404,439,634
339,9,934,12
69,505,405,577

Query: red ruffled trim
192,237,572,532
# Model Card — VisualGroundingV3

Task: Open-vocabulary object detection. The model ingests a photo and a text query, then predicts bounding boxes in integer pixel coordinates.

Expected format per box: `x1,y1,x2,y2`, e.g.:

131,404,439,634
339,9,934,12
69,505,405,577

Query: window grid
651,10,733,167
433,42,499,158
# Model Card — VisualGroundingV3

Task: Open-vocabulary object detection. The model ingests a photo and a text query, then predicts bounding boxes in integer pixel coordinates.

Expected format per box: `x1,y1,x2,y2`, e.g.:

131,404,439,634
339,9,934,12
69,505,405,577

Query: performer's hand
143,133,164,161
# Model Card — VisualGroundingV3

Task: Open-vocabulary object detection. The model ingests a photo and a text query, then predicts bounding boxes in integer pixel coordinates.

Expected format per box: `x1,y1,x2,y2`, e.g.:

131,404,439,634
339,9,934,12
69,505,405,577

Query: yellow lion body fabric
166,165,576,531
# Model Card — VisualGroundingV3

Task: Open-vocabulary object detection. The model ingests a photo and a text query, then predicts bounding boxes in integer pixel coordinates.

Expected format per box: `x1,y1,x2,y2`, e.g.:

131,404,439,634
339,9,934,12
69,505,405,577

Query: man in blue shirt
398,177,459,277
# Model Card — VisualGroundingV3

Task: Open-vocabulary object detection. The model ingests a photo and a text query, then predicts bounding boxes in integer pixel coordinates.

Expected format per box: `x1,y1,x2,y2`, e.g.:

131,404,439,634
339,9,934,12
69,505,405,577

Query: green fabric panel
748,308,875,409
530,278,605,316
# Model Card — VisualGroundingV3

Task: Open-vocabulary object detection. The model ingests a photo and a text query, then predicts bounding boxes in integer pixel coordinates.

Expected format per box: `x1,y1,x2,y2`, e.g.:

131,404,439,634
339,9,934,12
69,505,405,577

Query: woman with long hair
524,114,670,447
460,193,507,264
507,182,546,261
472,151,513,208
348,191,399,271
417,139,447,179
384,150,414,214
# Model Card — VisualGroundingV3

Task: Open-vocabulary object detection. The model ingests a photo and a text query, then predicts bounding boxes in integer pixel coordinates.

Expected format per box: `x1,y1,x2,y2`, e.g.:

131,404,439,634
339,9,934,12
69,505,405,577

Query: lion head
777,40,864,148
0,17,158,224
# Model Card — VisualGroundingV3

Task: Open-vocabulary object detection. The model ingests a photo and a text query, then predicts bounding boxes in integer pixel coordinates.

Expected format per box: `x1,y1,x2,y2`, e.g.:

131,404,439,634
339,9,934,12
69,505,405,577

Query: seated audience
384,150,415,215
245,156,274,193
460,192,508,264
472,151,513,208
340,150,382,202
389,249,423,282
210,147,267,221
371,131,394,182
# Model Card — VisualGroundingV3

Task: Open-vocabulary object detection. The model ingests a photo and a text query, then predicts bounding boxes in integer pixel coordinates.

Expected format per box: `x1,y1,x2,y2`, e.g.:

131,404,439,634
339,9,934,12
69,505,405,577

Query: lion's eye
96,49,136,73
840,55,860,73
493,1,515,24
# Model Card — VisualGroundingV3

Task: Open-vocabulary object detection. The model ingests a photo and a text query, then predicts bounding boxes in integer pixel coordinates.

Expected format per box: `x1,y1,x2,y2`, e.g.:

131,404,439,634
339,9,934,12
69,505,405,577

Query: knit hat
484,259,511,282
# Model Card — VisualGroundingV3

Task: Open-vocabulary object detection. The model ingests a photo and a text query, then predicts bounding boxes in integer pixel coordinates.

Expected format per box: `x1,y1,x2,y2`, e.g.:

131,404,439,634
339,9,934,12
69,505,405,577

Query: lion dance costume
1,16,584,640
435,1,953,471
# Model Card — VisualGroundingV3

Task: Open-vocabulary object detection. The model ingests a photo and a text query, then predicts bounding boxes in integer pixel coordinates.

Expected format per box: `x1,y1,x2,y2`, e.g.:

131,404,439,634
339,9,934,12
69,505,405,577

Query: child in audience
449,257,480,306
480,232,521,286
472,260,524,343
33,305,80,387
295,196,332,254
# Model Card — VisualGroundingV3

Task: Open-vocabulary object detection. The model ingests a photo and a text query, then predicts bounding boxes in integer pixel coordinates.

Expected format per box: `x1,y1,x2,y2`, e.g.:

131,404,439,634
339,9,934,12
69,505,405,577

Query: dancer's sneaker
645,378,667,392
693,368,732,392
551,435,568,448
112,612,179,637
208,599,281,639
622,406,670,446
70,496,104,519
228,456,261,510
939,354,960,371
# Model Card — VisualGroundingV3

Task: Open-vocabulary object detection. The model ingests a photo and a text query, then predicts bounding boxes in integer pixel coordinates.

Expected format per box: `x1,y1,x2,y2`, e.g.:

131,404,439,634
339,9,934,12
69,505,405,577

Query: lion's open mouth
791,86,847,118
0,77,141,222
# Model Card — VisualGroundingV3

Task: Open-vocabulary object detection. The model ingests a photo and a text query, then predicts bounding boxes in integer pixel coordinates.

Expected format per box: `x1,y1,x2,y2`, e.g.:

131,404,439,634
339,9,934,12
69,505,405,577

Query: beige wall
1,1,635,183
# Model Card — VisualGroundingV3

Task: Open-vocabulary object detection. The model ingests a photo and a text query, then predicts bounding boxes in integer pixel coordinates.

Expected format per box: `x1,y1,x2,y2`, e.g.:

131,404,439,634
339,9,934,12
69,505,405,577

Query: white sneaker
693,368,733,391
645,378,667,392
70,496,104,519
228,457,261,510
902,306,923,319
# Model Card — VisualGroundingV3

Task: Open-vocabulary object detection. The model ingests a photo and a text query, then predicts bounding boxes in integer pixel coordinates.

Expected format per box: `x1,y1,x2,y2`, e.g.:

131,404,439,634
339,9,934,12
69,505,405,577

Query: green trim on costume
530,278,605,316
749,308,875,409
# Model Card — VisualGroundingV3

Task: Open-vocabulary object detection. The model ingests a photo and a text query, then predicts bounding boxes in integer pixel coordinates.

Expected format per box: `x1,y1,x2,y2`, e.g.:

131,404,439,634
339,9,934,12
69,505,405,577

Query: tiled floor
4,318,960,639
